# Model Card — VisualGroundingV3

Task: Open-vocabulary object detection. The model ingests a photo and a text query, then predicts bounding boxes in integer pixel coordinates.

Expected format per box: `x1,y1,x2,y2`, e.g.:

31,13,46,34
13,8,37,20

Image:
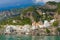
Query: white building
22,25,31,32
5,25,17,33
43,20,50,27
50,19,55,24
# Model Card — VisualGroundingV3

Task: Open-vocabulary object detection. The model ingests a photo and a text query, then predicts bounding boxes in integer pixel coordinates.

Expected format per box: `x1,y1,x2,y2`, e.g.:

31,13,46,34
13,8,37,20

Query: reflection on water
0,35,60,40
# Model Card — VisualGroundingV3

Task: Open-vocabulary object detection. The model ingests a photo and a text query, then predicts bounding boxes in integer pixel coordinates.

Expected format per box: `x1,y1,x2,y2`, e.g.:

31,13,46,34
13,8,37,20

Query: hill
0,1,59,25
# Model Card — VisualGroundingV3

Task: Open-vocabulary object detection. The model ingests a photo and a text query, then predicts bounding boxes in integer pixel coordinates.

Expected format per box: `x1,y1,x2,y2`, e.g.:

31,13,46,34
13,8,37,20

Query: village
4,20,58,36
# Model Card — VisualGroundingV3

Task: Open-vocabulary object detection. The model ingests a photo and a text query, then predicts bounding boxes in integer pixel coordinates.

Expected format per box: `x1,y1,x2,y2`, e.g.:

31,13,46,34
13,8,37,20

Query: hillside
0,1,59,25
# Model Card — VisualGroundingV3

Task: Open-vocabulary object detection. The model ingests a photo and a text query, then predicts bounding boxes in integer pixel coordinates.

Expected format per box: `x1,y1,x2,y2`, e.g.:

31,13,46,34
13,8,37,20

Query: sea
0,0,45,10
0,35,60,40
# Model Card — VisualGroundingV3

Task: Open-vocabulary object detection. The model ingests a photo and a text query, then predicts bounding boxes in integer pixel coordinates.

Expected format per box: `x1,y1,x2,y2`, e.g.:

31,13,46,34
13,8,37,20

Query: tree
57,28,60,35
46,28,50,35
47,1,57,5
53,21,59,27
58,9,60,15
57,2,60,14
46,28,50,33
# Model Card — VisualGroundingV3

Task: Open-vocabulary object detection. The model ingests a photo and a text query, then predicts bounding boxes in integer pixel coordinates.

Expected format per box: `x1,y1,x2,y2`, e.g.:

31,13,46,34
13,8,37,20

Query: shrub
46,28,50,33
57,28,60,32
53,21,59,27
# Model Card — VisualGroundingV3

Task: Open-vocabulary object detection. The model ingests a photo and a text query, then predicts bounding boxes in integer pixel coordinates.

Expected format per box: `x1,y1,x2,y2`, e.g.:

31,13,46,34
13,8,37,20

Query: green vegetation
57,28,60,32
53,21,59,27
0,1,60,25
0,15,32,25
46,28,50,33
0,26,2,29
57,2,60,14
57,28,60,35
40,1,57,12
22,6,41,22
33,11,41,22
42,14,53,22
0,6,40,25
0,25,4,29
22,7,35,15
20,17,32,25
46,28,50,36
47,1,57,5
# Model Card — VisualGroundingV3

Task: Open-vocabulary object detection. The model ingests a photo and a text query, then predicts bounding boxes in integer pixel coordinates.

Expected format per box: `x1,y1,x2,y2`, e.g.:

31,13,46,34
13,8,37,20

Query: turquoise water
0,35,60,40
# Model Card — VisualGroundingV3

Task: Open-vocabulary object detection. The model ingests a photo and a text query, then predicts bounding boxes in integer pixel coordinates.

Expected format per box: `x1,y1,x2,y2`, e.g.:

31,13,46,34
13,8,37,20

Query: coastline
0,25,60,36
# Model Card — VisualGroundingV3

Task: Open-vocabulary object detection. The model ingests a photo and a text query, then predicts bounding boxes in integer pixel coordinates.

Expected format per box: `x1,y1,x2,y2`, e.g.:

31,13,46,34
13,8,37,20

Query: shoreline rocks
0,25,60,36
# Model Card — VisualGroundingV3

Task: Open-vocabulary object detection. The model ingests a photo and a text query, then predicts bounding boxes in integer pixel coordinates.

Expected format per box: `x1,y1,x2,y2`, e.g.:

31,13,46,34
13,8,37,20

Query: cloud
33,0,60,3
35,0,42,3
43,0,60,2
55,0,60,2
43,0,55,2
33,0,43,4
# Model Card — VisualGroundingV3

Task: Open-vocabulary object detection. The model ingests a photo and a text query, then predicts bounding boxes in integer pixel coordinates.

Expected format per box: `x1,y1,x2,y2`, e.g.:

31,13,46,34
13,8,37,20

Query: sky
34,0,60,3
0,0,60,5
0,0,59,10
0,0,33,9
